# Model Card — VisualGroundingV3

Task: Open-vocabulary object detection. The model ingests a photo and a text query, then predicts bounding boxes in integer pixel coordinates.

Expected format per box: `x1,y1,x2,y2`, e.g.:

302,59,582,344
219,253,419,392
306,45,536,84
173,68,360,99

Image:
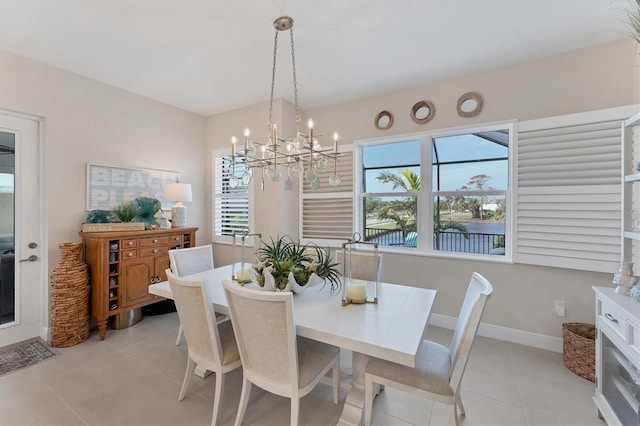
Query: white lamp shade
163,183,193,202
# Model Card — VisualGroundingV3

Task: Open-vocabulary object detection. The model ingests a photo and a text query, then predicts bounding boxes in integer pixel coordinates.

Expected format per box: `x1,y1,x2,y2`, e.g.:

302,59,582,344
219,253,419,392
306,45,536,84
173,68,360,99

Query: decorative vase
50,242,89,347
613,261,637,296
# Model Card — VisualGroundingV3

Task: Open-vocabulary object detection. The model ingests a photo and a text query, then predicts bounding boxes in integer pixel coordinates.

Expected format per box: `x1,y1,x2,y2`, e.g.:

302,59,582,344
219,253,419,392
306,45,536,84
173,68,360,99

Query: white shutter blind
301,150,354,243
213,153,250,240
517,110,627,273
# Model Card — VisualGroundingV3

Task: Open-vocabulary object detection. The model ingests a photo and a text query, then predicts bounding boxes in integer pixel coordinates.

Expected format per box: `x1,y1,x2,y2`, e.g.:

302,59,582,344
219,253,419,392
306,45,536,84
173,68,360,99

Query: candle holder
341,233,380,306
232,229,262,285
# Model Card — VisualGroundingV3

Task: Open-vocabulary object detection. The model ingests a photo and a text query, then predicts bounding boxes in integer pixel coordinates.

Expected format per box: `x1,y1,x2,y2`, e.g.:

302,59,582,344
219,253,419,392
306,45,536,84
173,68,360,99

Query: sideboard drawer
123,239,138,248
599,299,628,342
139,236,169,246
140,246,168,257
122,249,138,260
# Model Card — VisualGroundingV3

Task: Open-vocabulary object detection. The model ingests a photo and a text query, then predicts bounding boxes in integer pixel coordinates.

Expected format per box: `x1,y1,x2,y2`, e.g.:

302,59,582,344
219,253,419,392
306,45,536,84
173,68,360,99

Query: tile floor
0,313,604,426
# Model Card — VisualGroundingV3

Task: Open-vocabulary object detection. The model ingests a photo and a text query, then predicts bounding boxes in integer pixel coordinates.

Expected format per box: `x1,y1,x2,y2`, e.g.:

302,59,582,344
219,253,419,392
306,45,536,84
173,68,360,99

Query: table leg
337,352,370,426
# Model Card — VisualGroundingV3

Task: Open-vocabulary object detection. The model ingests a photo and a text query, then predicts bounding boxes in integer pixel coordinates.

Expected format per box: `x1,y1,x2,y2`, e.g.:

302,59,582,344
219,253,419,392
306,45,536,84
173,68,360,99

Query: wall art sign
86,163,179,211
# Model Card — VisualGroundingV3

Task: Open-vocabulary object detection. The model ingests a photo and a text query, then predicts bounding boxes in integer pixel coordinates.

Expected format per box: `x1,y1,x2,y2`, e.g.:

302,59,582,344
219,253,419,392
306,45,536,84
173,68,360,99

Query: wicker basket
562,322,595,382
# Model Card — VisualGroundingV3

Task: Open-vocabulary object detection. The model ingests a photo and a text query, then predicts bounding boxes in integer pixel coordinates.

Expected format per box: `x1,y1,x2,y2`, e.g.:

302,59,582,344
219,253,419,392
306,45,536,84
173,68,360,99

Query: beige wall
0,49,207,280
208,38,640,339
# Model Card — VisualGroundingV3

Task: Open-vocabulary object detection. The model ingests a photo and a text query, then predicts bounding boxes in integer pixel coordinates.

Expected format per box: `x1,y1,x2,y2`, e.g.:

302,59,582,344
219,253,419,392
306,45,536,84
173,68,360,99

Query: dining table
149,262,436,426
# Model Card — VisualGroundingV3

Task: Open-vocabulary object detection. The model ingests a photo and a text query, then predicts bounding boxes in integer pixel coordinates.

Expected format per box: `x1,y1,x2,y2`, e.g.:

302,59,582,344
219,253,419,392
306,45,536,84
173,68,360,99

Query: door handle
20,255,38,262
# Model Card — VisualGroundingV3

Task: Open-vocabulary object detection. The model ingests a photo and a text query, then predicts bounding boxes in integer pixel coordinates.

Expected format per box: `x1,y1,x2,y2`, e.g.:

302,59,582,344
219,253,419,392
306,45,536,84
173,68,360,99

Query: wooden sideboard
81,227,198,339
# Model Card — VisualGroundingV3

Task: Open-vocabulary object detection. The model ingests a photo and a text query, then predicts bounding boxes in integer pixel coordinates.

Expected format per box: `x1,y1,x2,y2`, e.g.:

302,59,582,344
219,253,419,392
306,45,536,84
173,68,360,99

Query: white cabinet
593,286,640,425
621,112,640,263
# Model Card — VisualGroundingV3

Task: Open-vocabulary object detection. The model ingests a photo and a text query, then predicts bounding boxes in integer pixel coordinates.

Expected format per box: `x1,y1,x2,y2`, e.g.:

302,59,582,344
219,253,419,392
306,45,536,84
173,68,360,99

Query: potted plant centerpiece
252,236,341,294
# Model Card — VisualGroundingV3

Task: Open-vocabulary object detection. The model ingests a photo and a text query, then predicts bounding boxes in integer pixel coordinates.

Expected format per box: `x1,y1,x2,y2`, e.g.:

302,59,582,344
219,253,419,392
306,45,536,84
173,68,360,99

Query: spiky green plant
305,244,341,294
112,201,139,222
252,236,341,292
624,0,640,45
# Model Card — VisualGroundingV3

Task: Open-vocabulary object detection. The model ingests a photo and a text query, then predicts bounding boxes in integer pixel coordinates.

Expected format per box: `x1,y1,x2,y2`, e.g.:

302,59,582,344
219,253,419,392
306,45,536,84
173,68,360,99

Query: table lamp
163,183,192,228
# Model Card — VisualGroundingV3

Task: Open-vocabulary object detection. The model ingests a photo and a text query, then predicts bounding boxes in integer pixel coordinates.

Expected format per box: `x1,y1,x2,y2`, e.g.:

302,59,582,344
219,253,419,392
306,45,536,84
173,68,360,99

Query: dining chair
222,280,341,426
166,270,242,426
364,272,493,426
336,250,384,282
169,244,225,345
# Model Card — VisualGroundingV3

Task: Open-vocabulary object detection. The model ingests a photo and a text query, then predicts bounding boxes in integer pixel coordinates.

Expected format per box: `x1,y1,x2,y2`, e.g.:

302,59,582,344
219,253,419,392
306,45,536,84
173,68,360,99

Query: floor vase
50,242,89,347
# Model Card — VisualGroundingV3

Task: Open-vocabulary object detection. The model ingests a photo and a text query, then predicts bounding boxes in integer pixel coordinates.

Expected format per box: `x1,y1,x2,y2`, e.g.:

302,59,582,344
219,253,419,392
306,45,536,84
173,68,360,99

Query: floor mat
0,337,57,376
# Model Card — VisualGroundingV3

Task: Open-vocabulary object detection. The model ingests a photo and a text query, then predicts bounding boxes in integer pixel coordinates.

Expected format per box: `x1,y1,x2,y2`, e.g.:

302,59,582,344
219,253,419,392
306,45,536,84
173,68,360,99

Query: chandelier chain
290,28,301,129
268,27,279,132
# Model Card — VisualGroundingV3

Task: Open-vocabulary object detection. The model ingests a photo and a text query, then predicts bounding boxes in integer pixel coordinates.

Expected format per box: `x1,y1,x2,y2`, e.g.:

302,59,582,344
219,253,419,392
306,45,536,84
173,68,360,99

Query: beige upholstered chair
222,280,340,426
166,270,241,426
336,251,384,282
364,272,493,426
169,245,221,345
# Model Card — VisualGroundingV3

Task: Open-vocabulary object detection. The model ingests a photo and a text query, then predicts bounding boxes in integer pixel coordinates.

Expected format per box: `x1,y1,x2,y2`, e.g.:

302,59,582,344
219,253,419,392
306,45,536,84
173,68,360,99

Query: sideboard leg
98,317,108,340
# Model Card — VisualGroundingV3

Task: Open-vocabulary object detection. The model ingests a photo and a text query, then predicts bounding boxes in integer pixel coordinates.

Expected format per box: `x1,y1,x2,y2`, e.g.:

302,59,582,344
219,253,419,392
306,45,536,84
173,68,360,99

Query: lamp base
171,205,187,228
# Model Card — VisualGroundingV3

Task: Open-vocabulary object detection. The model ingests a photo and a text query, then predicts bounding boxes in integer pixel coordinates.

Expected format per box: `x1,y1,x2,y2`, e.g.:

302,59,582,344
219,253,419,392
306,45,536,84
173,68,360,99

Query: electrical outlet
555,300,566,317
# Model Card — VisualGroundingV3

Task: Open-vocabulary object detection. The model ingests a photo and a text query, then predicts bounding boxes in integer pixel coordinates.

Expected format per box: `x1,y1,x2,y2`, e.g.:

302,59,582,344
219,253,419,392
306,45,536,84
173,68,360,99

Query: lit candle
346,279,366,302
244,128,250,152
308,118,314,142
333,132,339,152
287,144,292,162
261,145,266,159
231,136,237,156
272,124,278,145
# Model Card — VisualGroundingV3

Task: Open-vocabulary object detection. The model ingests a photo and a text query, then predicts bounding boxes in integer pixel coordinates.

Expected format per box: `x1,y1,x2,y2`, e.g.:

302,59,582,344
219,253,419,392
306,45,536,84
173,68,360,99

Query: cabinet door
121,257,155,307
156,255,171,282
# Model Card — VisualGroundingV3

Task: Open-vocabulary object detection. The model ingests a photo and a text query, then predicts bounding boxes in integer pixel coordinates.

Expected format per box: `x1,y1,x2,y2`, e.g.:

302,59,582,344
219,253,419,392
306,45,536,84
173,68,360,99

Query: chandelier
229,16,342,191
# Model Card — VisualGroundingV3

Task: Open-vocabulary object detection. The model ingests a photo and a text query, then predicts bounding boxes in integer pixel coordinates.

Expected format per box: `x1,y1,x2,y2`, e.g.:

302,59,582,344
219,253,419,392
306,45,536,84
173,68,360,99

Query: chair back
169,244,214,277
222,280,299,395
448,272,493,390
336,251,384,282
166,269,224,366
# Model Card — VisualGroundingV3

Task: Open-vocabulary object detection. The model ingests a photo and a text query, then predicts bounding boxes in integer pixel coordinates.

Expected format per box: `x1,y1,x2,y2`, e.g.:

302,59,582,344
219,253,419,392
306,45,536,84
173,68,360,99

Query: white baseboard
429,313,563,353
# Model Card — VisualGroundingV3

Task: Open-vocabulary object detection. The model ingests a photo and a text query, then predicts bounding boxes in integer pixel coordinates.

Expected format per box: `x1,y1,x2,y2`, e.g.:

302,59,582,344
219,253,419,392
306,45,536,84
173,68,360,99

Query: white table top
150,263,436,368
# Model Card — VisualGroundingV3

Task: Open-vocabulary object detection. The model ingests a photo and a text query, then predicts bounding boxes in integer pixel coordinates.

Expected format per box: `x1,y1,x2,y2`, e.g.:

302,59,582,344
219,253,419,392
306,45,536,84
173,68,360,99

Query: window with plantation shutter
300,148,354,244
516,106,638,273
212,149,252,243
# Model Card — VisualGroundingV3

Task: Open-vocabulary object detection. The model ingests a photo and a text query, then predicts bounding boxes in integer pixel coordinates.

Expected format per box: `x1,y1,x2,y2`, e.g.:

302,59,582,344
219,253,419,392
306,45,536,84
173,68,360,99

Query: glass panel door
0,132,14,325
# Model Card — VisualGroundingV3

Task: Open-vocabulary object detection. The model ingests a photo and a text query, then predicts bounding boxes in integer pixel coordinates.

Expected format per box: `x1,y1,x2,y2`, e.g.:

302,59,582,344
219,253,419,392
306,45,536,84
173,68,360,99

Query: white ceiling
0,0,633,116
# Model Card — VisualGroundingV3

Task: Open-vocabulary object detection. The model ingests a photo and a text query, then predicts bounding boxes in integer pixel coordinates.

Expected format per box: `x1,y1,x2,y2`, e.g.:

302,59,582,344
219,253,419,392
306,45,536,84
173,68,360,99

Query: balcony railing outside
364,227,504,255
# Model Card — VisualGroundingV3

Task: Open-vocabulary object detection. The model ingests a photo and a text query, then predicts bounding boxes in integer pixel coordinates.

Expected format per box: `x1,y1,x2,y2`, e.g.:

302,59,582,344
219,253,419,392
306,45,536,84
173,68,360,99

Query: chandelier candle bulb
261,145,266,159
333,133,339,152
244,128,250,152
231,136,236,156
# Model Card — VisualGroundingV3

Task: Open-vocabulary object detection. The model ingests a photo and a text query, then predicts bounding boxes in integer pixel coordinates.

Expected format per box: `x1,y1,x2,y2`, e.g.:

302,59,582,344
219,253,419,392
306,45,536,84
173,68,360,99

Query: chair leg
364,373,374,426
211,373,224,426
332,358,340,404
291,398,300,426
178,356,195,401
235,377,252,426
175,324,183,345
449,402,459,426
456,392,466,417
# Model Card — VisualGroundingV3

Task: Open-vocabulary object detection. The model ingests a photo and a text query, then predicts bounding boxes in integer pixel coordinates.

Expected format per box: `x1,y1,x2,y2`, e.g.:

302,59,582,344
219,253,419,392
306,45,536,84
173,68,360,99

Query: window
212,149,252,243
358,124,512,258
